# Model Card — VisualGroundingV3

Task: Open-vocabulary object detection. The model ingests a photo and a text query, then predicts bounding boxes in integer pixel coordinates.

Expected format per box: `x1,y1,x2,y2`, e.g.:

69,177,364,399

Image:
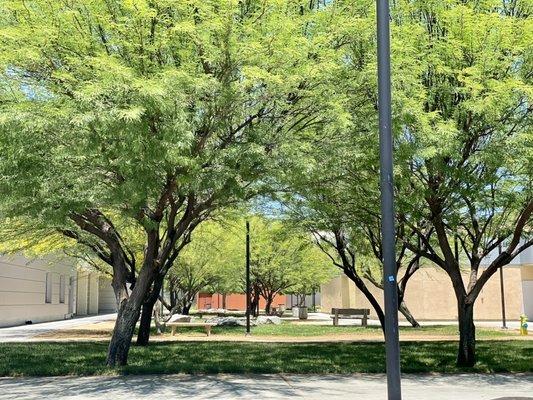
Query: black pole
499,244,507,329
245,220,251,335
376,0,402,399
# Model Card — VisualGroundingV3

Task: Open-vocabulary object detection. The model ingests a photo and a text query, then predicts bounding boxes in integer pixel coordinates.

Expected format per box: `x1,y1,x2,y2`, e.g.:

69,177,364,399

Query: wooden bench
168,322,216,336
330,308,370,327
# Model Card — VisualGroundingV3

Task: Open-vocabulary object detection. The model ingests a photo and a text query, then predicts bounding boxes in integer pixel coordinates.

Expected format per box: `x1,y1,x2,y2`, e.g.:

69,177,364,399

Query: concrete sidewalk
0,373,531,399
0,314,116,342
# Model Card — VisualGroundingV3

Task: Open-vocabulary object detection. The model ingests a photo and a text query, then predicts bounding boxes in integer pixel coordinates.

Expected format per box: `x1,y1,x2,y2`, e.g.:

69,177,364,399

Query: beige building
0,254,117,328
321,248,533,321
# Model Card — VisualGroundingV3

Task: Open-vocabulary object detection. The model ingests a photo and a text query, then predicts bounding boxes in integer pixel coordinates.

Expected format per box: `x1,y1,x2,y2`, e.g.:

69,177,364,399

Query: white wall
98,276,117,313
76,272,100,315
522,281,533,319
286,293,321,309
0,254,77,327
481,239,533,266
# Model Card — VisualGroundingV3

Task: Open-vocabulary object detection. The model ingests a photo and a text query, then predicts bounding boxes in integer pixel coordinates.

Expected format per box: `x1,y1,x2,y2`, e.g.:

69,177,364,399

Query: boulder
206,316,255,326
256,316,282,325
168,314,191,323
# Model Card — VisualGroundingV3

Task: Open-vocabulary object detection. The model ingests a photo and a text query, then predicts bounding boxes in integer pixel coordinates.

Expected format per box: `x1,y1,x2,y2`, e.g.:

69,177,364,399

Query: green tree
280,0,423,331
391,1,532,367
286,247,337,309
248,216,336,315
163,218,243,315
0,0,336,365
283,3,532,357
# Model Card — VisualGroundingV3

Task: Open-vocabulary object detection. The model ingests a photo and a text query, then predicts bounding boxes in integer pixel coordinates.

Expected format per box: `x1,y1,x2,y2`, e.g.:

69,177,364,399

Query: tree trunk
136,274,165,346
107,265,156,366
136,303,153,346
457,300,476,367
169,283,178,310
182,303,192,315
106,299,141,366
153,300,165,334
345,269,385,334
250,286,260,317
399,300,420,328
361,285,385,333
250,297,258,317
264,296,273,315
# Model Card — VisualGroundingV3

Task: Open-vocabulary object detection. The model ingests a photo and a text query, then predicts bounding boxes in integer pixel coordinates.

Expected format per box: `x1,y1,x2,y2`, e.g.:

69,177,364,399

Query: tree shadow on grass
0,340,531,377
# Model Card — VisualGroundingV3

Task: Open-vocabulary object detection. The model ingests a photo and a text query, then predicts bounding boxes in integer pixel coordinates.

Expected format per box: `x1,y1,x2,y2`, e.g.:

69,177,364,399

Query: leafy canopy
0,0,339,269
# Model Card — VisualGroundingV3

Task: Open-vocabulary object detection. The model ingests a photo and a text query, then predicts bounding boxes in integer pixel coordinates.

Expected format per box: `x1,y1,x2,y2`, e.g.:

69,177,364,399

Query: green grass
162,322,515,338
0,340,530,377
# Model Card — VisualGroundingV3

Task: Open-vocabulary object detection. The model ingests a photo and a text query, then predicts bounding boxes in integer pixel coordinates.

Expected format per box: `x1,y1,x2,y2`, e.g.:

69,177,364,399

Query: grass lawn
39,321,522,342
168,323,515,338
0,340,531,377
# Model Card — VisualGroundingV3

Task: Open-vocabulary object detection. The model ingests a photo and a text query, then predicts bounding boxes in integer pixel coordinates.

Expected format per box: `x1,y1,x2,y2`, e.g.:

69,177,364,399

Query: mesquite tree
248,216,335,315
285,0,531,364
163,219,241,316
0,1,336,365
276,0,427,330
391,1,533,366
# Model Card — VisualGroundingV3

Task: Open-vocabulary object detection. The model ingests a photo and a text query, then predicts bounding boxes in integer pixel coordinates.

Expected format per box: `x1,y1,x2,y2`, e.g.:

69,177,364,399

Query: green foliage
166,217,243,310
282,0,532,274
0,0,338,263
392,0,532,221
162,213,335,311
247,216,337,303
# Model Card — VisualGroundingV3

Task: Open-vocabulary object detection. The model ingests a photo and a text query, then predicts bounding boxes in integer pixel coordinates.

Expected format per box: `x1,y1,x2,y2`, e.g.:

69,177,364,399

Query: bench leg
171,326,176,336
333,315,338,326
362,314,368,327
206,326,211,337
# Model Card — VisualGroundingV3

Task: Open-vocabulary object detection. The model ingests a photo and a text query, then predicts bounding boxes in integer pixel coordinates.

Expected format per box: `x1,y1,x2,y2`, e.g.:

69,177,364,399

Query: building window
59,275,66,304
45,272,52,304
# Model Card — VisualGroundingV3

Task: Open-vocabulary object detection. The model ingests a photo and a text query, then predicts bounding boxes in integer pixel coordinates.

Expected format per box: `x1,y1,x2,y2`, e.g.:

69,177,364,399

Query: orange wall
197,292,286,311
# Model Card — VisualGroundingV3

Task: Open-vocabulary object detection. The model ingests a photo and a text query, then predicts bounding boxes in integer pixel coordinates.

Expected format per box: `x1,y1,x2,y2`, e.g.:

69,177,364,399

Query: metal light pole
245,220,251,335
376,0,402,399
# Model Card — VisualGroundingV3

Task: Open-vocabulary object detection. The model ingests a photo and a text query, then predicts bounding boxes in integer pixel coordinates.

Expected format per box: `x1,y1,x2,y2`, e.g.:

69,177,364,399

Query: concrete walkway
0,314,116,342
0,374,531,400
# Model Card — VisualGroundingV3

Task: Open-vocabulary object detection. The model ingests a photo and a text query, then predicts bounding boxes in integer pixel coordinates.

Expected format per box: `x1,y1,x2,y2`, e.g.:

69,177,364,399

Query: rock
256,316,282,325
205,315,281,326
205,316,255,326
168,314,191,323
198,308,227,314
